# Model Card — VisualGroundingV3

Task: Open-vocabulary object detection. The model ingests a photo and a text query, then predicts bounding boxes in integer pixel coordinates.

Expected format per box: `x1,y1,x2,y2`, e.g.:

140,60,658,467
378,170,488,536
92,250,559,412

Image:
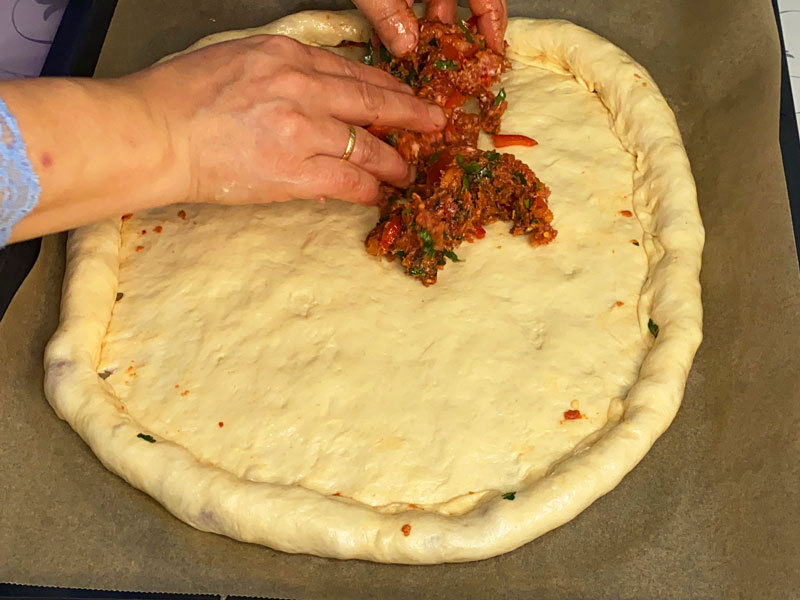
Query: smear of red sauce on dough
122,213,133,221
177,210,187,220
401,524,412,536
180,390,190,396
563,409,583,420
135,245,144,252
218,422,224,428
619,210,633,217
154,225,163,233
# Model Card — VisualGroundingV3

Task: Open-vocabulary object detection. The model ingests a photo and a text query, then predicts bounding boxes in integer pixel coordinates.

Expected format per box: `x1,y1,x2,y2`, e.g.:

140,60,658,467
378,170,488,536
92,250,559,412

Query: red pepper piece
492,134,538,148
442,41,461,61
367,124,392,138
474,225,486,239
380,216,403,251
444,90,466,108
426,149,453,185
564,409,582,420
464,44,481,58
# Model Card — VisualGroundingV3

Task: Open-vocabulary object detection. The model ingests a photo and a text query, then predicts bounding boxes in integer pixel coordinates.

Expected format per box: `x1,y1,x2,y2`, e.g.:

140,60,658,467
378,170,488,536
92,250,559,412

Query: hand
2,33,447,243
353,0,507,55
129,34,446,206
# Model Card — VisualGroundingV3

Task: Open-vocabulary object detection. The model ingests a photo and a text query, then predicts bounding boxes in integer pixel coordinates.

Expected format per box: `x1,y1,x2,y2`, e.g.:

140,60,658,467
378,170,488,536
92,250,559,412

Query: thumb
467,0,507,53
353,0,419,56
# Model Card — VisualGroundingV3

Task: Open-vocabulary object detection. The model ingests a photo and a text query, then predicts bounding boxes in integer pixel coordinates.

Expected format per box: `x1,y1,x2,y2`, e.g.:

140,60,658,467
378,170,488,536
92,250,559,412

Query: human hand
353,0,507,55
128,34,447,207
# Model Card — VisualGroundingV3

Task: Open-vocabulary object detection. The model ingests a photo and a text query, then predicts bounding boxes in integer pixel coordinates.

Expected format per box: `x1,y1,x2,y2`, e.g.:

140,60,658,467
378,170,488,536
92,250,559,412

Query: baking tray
2,1,800,598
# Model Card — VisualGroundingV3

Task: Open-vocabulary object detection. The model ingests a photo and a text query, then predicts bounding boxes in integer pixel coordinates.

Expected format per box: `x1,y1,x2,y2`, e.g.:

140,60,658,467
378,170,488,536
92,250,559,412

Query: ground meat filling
364,19,557,285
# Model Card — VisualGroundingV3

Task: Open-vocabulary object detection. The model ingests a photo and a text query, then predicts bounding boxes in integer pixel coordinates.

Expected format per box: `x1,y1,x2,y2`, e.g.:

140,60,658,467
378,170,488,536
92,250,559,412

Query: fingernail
391,32,417,57
428,104,447,128
407,165,417,184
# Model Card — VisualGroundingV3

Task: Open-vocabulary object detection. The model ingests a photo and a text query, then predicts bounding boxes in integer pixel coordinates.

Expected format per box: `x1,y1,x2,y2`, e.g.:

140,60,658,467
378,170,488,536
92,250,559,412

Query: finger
310,73,446,131
315,121,411,186
468,0,507,53
352,0,419,56
305,45,413,95
296,155,380,205
424,0,458,24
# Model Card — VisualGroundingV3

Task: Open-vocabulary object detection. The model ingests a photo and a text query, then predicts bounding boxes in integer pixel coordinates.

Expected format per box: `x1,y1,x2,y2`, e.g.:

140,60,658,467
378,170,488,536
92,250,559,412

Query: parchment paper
2,0,799,598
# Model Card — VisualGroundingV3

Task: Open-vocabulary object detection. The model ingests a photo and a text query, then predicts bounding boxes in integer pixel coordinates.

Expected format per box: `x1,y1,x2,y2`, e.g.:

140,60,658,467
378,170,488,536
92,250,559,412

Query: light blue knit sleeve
0,97,41,247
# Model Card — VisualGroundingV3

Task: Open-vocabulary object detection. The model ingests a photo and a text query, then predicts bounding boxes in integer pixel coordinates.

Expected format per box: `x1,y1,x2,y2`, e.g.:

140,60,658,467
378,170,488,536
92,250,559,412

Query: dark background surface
1,0,799,598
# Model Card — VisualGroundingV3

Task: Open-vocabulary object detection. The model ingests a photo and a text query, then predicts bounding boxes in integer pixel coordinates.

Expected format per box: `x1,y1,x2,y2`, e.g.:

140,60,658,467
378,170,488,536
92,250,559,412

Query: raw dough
44,11,703,563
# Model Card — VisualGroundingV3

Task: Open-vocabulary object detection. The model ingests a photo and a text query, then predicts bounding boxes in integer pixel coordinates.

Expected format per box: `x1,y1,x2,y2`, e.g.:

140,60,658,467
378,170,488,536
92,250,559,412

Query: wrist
2,76,192,243
101,75,192,211
119,65,195,206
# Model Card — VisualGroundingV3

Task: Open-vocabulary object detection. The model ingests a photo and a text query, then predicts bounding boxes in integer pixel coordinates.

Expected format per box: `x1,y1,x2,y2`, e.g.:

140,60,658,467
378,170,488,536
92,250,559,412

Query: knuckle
270,102,311,140
238,46,269,72
329,165,378,202
262,34,299,54
353,172,380,202
356,81,385,115
374,7,403,29
334,165,364,191
356,133,383,168
339,60,358,81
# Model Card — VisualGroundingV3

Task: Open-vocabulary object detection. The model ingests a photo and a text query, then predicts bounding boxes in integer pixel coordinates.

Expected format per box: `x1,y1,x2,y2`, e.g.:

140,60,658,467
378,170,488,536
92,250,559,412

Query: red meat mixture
363,18,557,285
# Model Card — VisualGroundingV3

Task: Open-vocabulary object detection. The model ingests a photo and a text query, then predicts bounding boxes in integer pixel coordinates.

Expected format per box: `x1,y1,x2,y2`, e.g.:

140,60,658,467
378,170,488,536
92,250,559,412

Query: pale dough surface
44,11,704,563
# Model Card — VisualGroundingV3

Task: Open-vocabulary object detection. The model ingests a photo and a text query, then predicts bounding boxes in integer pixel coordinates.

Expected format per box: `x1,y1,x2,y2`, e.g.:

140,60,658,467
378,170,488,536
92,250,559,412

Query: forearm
1,77,186,243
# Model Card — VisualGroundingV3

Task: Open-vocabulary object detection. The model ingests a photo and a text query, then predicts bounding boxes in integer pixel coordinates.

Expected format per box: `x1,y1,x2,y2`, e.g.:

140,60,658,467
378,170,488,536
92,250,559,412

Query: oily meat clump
364,19,557,285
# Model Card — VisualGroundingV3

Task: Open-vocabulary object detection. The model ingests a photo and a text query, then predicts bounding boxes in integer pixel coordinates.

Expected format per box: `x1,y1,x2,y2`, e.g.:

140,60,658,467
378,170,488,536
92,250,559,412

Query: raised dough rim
43,12,704,564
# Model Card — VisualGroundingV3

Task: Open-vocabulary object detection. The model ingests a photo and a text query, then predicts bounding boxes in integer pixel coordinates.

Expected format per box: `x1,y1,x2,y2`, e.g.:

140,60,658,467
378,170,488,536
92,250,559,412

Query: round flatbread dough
44,11,703,564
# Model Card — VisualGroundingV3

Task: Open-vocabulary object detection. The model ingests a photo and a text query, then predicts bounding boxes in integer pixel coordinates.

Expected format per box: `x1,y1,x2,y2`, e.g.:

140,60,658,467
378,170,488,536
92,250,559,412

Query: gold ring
341,126,357,161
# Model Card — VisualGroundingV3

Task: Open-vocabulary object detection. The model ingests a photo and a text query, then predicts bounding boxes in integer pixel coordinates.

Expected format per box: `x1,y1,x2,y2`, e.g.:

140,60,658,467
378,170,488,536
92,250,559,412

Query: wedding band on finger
341,126,357,161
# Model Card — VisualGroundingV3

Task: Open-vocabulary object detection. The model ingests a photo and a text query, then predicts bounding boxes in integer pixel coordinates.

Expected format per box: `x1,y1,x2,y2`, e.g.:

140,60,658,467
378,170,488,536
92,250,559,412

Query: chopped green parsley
648,318,660,338
418,229,435,256
461,173,471,193
493,87,506,106
363,40,374,66
457,19,475,43
434,59,457,71
137,433,156,443
456,154,481,174
502,492,516,501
